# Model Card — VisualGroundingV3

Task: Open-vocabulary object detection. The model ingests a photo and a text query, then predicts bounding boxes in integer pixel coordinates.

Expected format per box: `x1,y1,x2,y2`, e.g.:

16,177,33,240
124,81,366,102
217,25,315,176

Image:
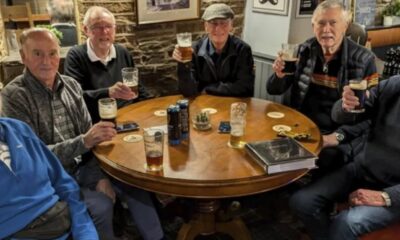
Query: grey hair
311,0,351,24
19,28,60,47
82,6,115,27
47,0,75,23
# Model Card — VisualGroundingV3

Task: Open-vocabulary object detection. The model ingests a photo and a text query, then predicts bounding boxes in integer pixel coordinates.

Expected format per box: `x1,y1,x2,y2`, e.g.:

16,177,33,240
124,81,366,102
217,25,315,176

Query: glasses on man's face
89,24,115,33
207,19,231,28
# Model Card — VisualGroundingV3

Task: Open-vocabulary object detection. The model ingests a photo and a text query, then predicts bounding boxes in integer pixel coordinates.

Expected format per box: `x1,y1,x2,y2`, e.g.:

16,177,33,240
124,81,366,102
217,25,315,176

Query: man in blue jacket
172,3,255,97
290,77,400,239
0,117,97,239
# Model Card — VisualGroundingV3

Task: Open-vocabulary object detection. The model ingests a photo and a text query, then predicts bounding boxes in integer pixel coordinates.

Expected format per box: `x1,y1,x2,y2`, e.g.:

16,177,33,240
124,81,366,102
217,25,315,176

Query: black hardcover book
245,138,317,174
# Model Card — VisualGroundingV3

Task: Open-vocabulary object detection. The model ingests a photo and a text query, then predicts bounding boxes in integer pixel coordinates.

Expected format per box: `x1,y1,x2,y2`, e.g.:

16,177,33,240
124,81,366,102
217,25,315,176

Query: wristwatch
335,132,345,143
381,192,392,207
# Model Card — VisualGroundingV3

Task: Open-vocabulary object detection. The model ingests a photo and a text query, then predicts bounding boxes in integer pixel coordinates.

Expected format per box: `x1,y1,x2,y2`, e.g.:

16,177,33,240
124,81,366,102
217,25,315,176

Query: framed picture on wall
253,0,289,16
137,0,199,25
296,0,323,18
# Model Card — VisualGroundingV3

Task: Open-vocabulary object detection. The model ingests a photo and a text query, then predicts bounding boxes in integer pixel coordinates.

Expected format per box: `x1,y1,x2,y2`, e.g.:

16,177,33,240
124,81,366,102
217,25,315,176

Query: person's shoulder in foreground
0,117,98,240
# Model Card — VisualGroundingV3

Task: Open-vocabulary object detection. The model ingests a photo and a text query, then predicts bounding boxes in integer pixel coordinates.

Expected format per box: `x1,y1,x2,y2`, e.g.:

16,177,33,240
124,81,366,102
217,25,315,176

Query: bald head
19,28,60,87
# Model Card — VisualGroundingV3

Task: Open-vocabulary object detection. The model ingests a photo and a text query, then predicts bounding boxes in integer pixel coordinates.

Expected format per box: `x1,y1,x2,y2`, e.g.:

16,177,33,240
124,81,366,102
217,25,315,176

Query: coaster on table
123,134,143,143
267,111,285,119
201,108,217,114
154,110,167,117
272,125,292,132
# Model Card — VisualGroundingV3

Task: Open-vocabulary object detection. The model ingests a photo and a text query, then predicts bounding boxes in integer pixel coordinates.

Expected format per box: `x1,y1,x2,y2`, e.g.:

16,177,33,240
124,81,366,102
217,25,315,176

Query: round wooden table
94,95,322,240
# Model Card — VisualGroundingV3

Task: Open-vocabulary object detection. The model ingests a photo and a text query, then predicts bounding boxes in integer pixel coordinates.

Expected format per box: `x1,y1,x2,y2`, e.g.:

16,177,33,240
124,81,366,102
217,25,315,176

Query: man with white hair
64,6,149,123
267,0,378,176
2,27,164,240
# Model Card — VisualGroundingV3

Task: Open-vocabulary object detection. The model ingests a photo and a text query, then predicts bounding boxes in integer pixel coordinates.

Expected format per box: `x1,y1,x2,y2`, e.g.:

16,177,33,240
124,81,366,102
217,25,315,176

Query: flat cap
202,3,234,21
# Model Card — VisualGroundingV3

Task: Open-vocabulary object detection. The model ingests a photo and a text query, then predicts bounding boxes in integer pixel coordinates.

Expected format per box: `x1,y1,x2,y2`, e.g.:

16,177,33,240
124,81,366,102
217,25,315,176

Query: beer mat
267,111,285,119
201,108,217,114
272,125,292,132
143,125,168,134
123,134,143,143
154,110,167,117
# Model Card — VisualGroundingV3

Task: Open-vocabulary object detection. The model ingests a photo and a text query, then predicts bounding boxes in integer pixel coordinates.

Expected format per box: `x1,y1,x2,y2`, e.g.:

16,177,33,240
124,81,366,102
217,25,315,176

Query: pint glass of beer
228,102,247,149
122,67,139,98
349,79,367,113
143,128,164,171
176,32,192,63
98,98,117,126
281,43,299,75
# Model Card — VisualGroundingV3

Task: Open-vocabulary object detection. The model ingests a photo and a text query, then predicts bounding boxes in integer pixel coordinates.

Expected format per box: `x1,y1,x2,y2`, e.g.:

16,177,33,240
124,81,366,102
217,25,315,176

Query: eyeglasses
207,19,231,28
89,24,116,33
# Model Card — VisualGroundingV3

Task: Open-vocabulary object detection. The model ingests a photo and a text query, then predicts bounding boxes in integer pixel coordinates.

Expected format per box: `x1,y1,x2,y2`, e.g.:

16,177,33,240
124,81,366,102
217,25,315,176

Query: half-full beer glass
144,128,164,171
98,98,117,126
228,102,247,149
176,32,192,63
281,43,299,75
122,67,139,98
349,79,367,113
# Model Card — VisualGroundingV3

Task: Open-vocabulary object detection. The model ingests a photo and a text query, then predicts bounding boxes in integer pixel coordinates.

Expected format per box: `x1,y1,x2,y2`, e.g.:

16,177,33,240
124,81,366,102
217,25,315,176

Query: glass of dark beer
349,79,367,113
122,67,139,98
281,43,299,75
176,32,192,63
143,128,164,171
98,98,117,125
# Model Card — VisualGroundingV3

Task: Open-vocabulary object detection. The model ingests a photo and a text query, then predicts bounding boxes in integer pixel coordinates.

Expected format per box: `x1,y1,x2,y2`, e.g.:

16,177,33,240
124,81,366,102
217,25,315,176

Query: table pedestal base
177,200,252,240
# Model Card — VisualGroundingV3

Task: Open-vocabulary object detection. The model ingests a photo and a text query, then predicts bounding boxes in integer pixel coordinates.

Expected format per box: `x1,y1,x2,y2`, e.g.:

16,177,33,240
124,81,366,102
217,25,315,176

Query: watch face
336,133,344,142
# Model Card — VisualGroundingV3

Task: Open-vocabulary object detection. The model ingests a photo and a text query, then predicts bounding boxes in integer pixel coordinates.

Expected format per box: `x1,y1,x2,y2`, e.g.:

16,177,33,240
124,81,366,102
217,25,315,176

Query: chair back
346,22,367,46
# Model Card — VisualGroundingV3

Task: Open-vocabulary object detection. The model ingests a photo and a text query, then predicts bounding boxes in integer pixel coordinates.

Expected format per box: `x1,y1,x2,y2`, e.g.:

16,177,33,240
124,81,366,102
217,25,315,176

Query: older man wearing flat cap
172,3,254,97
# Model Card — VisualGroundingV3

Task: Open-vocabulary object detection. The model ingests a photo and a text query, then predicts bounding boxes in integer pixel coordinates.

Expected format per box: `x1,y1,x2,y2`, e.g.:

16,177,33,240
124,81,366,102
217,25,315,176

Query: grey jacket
1,70,104,187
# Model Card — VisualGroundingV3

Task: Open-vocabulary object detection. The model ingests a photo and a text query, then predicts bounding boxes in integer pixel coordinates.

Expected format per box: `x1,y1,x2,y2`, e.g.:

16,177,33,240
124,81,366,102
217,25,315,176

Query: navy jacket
177,35,254,97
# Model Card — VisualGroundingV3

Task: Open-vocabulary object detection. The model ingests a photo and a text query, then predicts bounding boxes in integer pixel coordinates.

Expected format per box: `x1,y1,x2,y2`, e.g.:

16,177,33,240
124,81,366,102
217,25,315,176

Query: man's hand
349,189,386,207
96,179,116,203
322,133,339,148
83,121,116,149
109,82,136,100
272,52,286,78
172,44,193,63
342,85,360,112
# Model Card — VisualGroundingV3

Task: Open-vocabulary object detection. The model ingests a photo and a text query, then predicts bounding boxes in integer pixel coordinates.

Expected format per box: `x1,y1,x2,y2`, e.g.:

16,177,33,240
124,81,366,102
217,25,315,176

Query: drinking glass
281,43,299,75
228,102,247,149
349,79,367,113
122,67,139,98
176,32,192,63
143,128,164,171
98,98,117,126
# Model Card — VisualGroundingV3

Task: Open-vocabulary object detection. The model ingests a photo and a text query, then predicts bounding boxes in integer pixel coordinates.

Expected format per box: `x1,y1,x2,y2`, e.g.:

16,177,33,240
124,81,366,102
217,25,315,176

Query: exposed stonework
77,0,246,97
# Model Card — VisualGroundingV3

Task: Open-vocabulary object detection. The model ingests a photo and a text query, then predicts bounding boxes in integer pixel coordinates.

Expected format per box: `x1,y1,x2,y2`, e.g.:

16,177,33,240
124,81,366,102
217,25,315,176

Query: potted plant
382,0,400,26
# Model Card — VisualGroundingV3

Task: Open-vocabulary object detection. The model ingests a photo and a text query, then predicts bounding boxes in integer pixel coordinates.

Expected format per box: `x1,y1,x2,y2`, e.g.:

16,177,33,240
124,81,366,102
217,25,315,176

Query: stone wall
77,0,246,97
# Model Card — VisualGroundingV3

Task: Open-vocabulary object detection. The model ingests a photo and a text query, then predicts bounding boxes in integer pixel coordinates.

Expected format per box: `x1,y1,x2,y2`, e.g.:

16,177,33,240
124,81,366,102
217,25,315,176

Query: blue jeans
290,162,400,240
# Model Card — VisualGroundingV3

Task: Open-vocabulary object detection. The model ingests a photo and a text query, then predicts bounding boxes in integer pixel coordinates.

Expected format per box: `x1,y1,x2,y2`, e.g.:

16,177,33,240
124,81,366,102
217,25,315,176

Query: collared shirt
86,38,116,65
49,79,82,164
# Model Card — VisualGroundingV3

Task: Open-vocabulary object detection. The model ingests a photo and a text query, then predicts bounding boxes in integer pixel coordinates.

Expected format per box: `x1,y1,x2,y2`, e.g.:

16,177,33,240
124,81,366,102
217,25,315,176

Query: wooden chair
1,2,33,27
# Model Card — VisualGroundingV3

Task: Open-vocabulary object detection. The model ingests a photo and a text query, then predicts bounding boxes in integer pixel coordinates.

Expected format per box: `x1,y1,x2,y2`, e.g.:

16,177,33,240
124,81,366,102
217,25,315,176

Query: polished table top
94,95,322,198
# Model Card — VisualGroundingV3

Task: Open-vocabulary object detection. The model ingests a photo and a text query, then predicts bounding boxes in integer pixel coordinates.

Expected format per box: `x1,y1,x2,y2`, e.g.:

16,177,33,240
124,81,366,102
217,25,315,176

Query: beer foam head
349,79,367,90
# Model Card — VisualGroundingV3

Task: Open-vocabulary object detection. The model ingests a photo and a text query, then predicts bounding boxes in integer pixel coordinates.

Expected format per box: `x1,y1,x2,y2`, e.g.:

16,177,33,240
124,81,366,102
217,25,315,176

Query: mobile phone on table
116,122,139,133
218,121,231,133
